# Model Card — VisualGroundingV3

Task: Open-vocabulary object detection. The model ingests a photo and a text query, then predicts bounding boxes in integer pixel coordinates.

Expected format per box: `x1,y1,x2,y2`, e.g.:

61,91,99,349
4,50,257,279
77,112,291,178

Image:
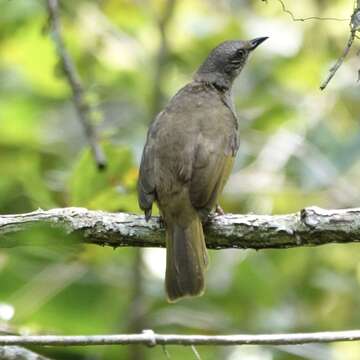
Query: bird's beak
248,36,269,50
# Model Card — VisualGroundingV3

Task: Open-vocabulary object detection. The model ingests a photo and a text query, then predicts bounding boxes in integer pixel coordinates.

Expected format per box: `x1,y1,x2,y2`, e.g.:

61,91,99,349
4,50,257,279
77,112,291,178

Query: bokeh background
1,0,360,359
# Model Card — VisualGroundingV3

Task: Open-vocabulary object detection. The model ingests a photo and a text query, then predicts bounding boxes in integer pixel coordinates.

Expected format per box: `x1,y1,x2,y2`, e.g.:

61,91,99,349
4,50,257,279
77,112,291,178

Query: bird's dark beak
248,37,269,51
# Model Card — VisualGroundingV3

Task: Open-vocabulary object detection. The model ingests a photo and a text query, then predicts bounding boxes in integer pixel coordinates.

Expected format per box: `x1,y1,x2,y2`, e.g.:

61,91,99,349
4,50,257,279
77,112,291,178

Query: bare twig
272,0,348,22
320,2,360,90
46,0,107,170
191,345,201,360
320,30,357,90
0,345,52,360
2,206,360,250
263,0,359,88
1,330,360,346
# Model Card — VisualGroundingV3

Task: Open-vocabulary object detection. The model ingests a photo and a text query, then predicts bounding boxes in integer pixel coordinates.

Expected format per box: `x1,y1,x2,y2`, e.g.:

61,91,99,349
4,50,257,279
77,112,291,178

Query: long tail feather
165,217,208,302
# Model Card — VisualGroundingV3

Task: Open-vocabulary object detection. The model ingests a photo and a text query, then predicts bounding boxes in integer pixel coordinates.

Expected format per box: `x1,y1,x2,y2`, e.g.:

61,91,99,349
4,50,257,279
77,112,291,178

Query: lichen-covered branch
1,207,360,250
0,345,52,360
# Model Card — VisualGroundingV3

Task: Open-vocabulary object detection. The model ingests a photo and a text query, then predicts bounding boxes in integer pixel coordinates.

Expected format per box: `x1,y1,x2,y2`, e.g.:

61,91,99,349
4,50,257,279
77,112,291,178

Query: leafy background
1,0,360,359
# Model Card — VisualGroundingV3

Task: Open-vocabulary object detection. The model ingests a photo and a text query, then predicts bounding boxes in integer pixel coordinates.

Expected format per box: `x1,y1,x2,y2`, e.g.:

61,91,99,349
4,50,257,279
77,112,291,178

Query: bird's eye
236,49,246,57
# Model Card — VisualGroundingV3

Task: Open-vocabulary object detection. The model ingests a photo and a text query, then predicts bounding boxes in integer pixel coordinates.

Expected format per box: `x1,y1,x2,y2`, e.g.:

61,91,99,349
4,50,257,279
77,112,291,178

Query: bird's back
149,81,238,205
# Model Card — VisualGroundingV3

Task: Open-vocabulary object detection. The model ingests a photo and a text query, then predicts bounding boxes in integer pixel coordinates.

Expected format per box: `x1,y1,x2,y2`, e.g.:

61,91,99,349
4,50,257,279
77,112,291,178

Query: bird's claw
215,204,225,216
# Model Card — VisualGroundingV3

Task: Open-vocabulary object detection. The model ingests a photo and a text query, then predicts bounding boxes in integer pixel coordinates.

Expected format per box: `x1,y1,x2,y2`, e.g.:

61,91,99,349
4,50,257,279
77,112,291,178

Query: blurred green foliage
1,0,360,359
69,144,138,211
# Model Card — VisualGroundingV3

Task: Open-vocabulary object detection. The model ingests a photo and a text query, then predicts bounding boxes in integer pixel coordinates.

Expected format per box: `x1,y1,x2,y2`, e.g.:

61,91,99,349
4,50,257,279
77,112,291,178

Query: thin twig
275,0,348,22
263,0,359,88
191,345,201,360
46,0,107,170
320,30,357,90
320,2,360,90
1,330,360,346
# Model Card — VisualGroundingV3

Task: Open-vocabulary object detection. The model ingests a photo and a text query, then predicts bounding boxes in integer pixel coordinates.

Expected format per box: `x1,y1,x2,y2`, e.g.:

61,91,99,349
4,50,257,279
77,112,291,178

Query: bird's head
194,37,268,90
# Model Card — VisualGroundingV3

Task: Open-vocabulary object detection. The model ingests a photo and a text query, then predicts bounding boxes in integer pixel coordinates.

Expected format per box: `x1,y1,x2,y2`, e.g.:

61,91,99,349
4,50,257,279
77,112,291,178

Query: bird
138,37,268,302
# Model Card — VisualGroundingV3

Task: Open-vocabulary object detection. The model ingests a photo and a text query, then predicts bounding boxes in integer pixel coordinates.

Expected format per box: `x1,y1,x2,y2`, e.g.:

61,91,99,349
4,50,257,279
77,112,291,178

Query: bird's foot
215,204,225,216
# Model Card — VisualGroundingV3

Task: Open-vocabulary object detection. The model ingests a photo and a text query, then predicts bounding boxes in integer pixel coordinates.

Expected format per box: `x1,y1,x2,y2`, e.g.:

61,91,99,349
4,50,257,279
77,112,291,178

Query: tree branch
1,206,360,250
0,345,52,360
46,0,107,170
0,329,360,346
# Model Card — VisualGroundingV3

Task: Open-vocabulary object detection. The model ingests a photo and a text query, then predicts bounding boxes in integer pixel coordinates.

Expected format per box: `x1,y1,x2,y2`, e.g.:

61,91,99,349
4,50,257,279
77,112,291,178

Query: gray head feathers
194,37,268,90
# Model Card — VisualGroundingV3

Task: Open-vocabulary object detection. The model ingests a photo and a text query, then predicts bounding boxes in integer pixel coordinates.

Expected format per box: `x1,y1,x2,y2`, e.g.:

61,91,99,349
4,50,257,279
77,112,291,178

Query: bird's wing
137,115,161,220
189,126,239,214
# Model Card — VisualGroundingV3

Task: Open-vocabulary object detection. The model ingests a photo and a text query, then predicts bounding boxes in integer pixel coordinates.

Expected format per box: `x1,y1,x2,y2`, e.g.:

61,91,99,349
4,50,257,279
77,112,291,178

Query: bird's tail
165,216,208,302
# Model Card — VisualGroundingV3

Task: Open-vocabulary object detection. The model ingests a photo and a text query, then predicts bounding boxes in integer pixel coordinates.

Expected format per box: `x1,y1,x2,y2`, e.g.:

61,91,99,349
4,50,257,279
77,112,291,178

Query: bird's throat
194,71,233,92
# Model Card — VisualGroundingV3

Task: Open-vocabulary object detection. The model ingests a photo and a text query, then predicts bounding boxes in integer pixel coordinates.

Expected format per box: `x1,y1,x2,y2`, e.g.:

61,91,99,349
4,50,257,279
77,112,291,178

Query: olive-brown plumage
138,37,267,302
